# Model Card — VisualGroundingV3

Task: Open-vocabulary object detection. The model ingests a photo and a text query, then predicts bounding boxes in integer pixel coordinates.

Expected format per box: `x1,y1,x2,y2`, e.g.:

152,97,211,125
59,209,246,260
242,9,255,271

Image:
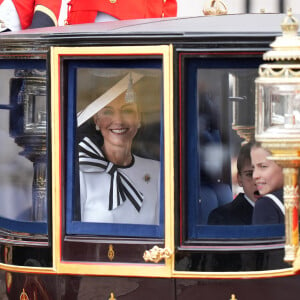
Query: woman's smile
110,128,129,134
94,93,141,155
251,146,284,196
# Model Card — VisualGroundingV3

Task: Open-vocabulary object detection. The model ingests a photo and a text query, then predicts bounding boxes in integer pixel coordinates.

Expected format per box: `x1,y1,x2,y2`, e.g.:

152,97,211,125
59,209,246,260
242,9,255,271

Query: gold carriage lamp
255,9,300,265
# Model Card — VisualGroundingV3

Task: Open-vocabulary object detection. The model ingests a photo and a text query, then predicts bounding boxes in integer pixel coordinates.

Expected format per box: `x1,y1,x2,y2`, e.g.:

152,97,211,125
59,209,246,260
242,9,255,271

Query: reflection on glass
0,70,33,221
257,83,300,135
24,92,47,133
77,68,161,225
0,68,47,222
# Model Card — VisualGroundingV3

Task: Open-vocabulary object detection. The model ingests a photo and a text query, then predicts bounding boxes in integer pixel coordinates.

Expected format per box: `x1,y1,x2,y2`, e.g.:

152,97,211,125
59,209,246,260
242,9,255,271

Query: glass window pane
65,60,164,238
0,63,48,234
0,70,33,221
182,57,284,240
177,55,289,272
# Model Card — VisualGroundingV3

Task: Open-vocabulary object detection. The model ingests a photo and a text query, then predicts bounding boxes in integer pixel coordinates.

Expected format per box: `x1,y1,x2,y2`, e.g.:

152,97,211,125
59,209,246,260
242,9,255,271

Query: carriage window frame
51,45,173,276
51,45,174,241
0,59,48,236
179,53,285,247
65,59,165,238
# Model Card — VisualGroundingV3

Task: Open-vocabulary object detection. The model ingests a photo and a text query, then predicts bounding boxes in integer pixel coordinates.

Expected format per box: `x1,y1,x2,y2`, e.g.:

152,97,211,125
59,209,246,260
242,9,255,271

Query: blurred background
177,0,300,16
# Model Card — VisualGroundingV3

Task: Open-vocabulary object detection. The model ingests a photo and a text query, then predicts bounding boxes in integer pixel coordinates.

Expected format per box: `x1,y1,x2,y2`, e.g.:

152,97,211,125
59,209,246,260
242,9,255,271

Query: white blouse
80,155,160,225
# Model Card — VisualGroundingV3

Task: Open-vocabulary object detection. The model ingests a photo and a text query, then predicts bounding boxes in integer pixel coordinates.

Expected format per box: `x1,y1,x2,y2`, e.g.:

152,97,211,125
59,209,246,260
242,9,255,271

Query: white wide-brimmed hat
77,72,144,127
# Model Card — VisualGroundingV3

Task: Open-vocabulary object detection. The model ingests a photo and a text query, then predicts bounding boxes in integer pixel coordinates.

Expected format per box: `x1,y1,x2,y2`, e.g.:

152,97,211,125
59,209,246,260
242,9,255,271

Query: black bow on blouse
78,137,143,212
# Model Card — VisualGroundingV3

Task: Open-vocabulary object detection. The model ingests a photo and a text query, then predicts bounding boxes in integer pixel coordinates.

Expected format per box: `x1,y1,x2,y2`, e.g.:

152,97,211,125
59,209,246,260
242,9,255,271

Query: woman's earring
138,123,141,129
95,124,100,131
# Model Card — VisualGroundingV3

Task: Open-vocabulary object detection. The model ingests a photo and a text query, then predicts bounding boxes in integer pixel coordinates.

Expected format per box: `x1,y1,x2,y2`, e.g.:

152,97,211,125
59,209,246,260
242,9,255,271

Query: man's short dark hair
237,142,253,174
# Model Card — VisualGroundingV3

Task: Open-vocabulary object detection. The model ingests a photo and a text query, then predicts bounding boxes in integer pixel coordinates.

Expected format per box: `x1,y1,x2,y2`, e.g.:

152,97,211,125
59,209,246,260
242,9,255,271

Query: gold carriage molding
143,246,173,263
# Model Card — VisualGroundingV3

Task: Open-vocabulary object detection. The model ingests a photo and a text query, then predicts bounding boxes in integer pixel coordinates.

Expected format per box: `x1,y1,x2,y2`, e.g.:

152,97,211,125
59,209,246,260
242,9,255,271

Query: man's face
237,160,260,202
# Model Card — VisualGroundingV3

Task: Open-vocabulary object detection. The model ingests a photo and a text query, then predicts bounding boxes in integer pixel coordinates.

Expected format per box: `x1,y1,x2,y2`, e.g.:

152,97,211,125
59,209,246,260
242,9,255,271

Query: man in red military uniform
66,0,177,25
0,0,62,31
0,0,177,31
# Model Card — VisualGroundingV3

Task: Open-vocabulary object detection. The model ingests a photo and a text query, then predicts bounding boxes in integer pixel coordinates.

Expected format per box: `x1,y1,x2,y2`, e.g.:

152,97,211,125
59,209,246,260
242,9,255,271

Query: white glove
0,0,21,31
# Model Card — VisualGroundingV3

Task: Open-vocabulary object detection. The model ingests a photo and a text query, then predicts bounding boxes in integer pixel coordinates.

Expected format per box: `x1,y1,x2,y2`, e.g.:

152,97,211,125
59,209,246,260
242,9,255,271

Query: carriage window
65,61,164,238
0,61,47,235
51,46,172,270
177,55,288,272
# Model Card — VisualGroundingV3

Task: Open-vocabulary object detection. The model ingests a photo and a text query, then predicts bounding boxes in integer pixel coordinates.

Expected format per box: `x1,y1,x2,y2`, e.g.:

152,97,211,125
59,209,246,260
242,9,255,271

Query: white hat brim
77,72,143,127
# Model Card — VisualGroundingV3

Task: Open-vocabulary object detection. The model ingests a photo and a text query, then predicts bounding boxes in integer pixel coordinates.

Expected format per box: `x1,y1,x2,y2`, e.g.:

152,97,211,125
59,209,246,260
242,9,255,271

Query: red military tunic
0,0,62,29
66,0,177,25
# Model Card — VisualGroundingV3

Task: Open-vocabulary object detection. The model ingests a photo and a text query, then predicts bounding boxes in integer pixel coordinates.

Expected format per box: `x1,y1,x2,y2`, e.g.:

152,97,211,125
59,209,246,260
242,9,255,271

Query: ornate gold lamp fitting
231,125,255,143
203,0,227,16
143,246,173,263
255,10,300,266
263,9,300,62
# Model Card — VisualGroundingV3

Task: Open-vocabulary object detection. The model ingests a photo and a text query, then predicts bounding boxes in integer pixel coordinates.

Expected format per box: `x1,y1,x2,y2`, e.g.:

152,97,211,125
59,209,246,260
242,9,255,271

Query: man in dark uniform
208,142,260,225
205,142,261,272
